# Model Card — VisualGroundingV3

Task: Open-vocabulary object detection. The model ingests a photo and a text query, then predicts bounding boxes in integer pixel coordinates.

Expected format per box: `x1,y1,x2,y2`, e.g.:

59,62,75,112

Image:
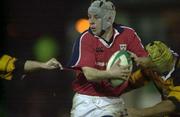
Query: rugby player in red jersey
68,0,150,116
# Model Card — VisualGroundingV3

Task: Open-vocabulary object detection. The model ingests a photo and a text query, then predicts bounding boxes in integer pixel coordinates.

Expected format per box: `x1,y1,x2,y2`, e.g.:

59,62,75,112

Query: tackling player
68,0,150,116
127,41,180,117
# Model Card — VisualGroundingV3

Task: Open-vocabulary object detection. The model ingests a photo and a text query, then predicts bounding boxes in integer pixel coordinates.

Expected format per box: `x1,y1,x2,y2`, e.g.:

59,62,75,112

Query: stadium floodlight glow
75,18,90,33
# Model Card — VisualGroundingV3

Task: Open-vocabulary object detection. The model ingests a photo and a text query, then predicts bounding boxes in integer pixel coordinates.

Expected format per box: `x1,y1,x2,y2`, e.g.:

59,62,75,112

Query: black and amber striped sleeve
168,60,180,112
0,54,26,80
168,86,180,112
13,57,26,79
129,69,150,89
167,56,180,112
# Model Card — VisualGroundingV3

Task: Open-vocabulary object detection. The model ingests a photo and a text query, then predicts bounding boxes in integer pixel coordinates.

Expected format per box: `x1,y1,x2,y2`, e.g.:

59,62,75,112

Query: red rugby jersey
68,24,148,97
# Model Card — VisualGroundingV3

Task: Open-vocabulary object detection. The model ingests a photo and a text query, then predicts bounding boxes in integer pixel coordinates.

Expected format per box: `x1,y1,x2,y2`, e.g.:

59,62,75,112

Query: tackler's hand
128,51,151,68
128,51,139,64
43,58,63,70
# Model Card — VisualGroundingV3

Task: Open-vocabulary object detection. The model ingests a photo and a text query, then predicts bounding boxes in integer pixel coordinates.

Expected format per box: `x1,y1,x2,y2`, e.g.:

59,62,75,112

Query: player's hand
42,58,63,70
128,51,152,68
128,51,139,64
128,51,147,66
109,60,131,80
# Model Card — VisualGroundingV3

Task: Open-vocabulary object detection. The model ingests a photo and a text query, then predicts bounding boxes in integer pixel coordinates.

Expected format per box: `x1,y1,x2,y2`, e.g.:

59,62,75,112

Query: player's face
88,12,102,36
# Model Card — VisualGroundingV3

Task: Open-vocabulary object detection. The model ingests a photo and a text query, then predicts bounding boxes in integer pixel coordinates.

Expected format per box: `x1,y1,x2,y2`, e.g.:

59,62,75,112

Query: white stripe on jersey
120,26,134,30
134,32,145,49
121,26,145,49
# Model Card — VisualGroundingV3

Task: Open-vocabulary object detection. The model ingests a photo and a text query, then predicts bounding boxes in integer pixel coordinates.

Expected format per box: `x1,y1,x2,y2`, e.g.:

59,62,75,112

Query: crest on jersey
119,44,127,50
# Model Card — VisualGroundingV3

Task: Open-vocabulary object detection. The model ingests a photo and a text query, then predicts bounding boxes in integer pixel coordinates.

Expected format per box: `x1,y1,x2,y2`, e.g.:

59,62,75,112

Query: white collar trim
95,29,119,48
161,59,176,81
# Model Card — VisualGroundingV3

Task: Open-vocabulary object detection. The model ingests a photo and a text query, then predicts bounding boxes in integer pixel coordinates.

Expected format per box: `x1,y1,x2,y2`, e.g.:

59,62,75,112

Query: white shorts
70,93,126,117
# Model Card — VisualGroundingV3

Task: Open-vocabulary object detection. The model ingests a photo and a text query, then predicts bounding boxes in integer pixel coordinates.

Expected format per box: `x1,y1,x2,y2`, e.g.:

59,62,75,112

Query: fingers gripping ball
106,50,133,87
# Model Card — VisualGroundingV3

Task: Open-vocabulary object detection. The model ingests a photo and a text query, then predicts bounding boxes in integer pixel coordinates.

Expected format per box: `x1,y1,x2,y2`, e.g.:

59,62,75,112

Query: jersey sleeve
129,69,150,89
168,86,180,101
168,86,180,112
68,34,96,70
167,57,180,112
127,30,148,57
0,55,16,72
0,54,25,80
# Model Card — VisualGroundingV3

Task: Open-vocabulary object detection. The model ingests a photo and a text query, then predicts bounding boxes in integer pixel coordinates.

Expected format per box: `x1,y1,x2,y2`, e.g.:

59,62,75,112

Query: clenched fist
43,58,63,70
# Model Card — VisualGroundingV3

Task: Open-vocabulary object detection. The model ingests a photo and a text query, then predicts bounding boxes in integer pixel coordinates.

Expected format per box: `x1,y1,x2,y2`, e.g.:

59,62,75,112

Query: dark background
0,0,180,117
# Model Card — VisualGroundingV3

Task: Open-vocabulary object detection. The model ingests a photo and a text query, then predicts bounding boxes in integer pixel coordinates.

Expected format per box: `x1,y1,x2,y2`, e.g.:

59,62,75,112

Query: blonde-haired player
127,41,180,117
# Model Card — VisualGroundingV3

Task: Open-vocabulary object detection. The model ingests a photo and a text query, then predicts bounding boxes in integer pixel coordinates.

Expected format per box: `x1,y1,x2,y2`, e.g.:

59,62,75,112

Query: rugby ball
106,50,133,87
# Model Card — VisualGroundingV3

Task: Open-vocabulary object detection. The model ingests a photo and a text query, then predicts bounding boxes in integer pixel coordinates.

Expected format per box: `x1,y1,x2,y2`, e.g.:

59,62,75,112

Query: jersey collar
161,53,179,81
88,23,124,48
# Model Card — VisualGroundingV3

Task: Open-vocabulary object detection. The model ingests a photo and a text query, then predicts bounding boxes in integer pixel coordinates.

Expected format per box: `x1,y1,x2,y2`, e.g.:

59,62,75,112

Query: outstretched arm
24,58,62,72
129,51,154,68
0,54,62,80
127,100,176,117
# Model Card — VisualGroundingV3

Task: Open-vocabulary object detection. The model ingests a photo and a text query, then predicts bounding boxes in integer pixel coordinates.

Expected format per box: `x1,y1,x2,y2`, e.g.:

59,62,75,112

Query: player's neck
101,26,113,42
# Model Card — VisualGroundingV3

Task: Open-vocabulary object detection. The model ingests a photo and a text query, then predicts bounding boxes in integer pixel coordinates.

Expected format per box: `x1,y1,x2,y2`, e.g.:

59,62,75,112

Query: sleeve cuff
13,59,26,80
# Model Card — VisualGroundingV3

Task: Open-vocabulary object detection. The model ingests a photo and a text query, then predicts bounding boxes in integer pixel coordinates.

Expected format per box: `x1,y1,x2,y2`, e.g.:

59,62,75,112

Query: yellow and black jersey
0,54,25,80
129,55,180,116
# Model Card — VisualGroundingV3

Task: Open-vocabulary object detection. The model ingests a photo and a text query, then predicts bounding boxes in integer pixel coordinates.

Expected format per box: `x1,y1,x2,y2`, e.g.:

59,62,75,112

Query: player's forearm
130,52,154,68
82,67,116,82
24,60,45,72
137,57,154,68
140,100,176,117
24,58,61,72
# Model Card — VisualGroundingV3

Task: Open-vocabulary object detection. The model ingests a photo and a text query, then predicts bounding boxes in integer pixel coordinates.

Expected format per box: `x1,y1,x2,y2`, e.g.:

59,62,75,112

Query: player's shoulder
74,30,94,45
79,30,93,40
78,30,88,38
